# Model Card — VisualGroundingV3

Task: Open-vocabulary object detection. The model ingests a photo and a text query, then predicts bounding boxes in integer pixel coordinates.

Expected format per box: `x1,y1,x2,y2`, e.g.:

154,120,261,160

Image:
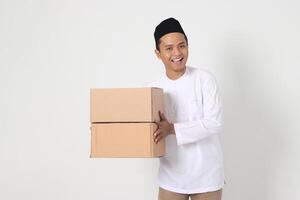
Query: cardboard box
90,123,165,158
90,88,164,123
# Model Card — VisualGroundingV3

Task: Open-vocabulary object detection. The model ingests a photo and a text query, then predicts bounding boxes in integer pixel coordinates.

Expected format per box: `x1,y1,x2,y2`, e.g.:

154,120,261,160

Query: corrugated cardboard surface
90,123,165,158
90,88,164,123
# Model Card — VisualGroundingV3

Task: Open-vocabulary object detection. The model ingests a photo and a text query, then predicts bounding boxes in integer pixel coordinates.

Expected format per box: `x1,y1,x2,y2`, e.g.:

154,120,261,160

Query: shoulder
188,67,221,98
188,66,217,83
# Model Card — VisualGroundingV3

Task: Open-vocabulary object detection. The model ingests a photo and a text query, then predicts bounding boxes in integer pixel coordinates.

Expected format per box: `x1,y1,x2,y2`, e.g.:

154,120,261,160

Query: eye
179,44,186,48
166,47,172,51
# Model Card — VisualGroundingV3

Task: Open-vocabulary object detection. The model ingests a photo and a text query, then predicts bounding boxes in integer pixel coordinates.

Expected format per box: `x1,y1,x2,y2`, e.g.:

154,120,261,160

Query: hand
154,111,175,144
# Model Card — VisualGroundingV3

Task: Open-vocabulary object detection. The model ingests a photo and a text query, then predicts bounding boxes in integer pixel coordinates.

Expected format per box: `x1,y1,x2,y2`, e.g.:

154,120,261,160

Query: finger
159,111,167,121
155,135,163,144
154,130,163,143
158,111,162,121
158,110,162,121
153,122,159,131
154,129,160,138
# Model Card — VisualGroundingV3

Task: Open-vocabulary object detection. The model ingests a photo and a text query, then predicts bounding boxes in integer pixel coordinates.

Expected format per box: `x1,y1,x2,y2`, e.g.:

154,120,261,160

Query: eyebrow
163,41,186,47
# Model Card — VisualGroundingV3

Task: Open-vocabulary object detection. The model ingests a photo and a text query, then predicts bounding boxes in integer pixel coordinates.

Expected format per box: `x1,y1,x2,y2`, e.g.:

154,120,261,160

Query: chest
161,78,204,122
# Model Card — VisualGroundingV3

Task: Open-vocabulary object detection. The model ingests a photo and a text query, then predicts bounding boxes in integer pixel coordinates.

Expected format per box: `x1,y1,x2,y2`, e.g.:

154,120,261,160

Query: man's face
155,32,188,74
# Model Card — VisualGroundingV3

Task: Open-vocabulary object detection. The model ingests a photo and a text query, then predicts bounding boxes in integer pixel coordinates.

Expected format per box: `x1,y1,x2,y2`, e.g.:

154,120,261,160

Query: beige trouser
158,187,222,200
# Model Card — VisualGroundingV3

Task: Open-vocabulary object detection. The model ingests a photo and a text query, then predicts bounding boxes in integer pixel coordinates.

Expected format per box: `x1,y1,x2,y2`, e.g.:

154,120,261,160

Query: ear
155,49,161,60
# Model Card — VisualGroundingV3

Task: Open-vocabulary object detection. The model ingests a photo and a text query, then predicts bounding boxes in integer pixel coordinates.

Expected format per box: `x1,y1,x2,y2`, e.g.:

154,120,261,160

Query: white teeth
172,58,182,62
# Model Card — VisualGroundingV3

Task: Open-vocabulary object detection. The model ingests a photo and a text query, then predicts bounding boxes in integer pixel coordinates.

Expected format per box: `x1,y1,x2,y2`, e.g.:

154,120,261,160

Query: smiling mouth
171,57,184,62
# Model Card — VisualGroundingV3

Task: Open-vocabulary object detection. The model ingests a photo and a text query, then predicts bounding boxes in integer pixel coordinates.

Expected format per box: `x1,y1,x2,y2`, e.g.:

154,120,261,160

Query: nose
172,47,181,56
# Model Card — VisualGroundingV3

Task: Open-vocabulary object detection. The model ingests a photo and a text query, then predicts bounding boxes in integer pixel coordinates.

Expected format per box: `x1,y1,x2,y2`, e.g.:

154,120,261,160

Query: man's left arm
174,76,223,145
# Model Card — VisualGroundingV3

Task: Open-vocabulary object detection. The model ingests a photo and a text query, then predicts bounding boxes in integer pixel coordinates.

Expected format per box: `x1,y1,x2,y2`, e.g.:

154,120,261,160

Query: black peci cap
154,17,187,49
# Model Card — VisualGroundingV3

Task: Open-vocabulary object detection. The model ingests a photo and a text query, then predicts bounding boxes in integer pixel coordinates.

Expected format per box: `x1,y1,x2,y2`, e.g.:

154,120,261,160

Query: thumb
159,111,167,121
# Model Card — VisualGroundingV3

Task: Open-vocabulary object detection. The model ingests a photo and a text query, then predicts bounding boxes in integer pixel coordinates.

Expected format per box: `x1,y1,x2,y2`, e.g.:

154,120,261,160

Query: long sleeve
174,75,223,146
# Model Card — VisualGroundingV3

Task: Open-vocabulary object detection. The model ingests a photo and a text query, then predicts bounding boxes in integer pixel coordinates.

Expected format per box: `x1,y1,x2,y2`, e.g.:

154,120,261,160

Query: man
148,18,224,200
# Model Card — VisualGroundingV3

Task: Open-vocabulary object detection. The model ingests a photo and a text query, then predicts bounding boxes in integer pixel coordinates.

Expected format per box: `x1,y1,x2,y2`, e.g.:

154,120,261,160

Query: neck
166,67,186,80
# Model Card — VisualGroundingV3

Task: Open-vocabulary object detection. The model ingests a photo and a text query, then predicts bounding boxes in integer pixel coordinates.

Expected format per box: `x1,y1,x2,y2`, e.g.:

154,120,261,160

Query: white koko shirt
146,66,224,194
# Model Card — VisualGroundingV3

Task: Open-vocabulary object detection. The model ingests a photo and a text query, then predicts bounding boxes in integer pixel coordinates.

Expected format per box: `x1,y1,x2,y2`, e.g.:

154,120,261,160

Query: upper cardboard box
90,87,164,123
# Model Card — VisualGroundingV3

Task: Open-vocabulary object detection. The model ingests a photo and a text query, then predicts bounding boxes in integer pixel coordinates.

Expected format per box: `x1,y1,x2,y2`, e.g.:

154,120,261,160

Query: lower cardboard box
90,123,165,158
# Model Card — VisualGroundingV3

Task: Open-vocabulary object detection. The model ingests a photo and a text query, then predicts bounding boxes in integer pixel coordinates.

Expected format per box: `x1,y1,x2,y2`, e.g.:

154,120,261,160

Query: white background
0,0,299,199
